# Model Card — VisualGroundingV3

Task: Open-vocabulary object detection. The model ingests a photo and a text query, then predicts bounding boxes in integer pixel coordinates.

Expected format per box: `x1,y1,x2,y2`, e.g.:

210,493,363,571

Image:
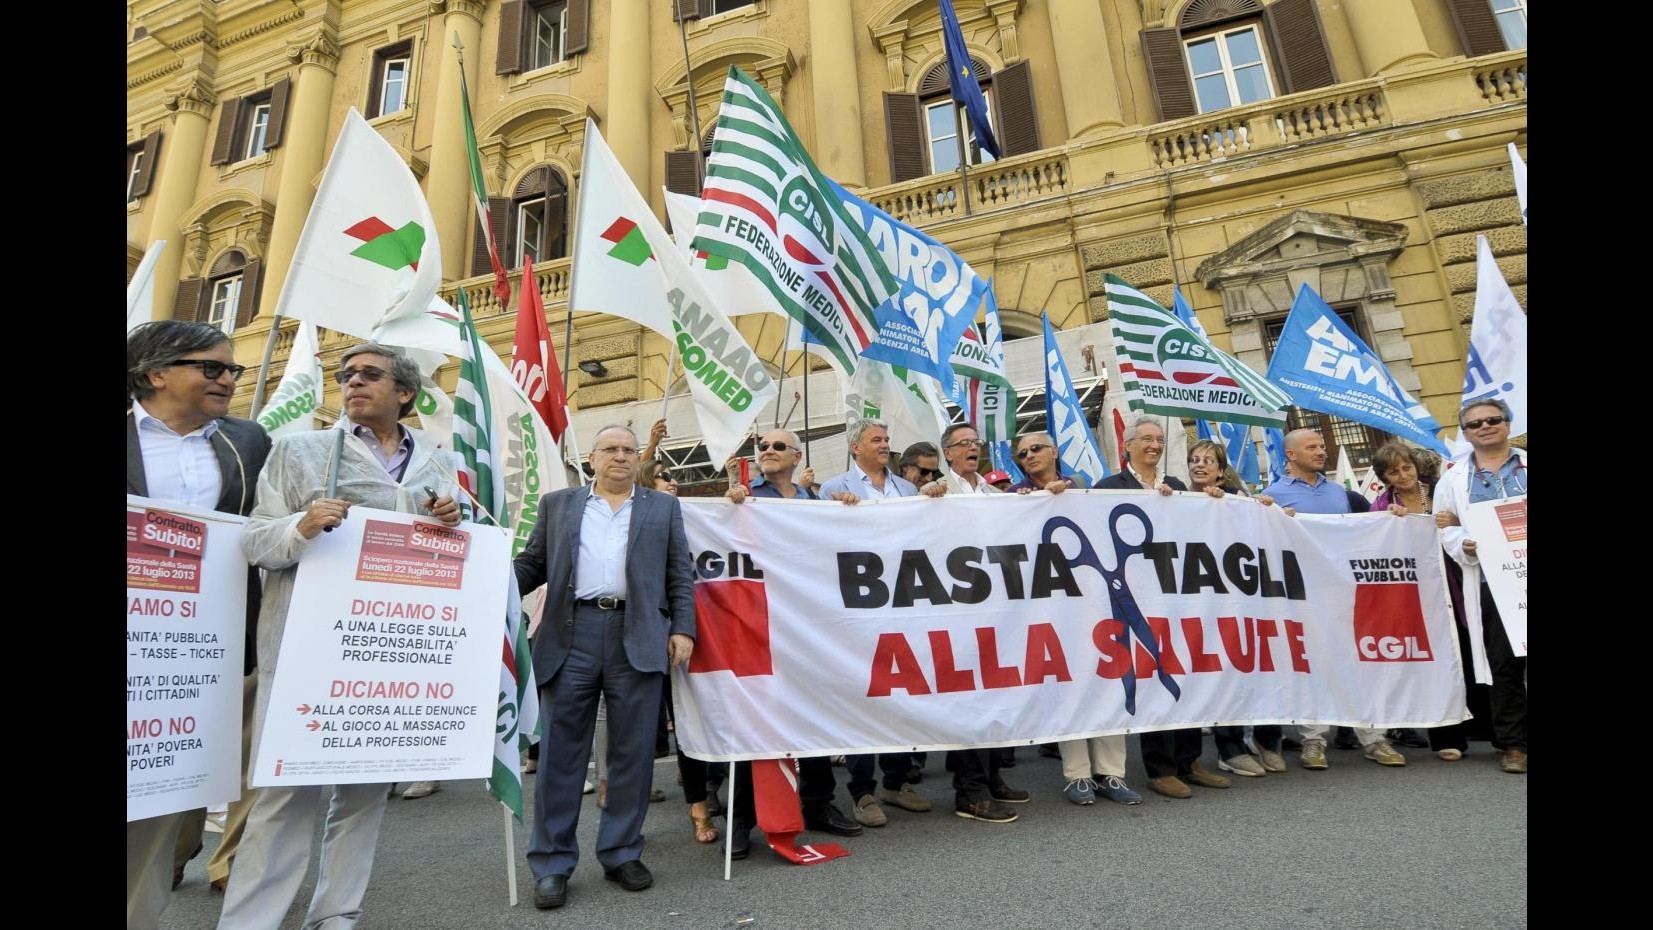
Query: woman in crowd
1183,440,1290,777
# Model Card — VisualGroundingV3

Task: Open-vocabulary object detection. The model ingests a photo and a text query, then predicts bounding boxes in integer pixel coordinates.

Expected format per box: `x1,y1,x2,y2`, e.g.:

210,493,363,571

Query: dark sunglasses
913,467,941,482
756,441,793,453
656,471,675,483
334,366,389,385
170,359,247,381
1015,443,1051,460
1463,415,1507,430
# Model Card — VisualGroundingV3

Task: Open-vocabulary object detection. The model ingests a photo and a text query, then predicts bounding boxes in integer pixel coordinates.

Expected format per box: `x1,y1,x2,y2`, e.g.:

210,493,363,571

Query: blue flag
992,440,1024,485
1170,287,1209,339
1195,418,1214,441
1265,284,1449,454
1263,427,1287,482
938,0,1001,159
1216,421,1260,487
1042,313,1109,486
830,178,987,388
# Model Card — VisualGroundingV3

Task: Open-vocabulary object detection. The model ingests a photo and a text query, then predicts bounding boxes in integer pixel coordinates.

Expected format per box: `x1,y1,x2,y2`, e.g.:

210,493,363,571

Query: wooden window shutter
497,1,524,74
565,0,591,56
1263,0,1336,93
264,77,292,150
237,260,263,327
131,132,162,198
665,150,703,195
993,61,1041,157
1142,28,1196,121
473,196,510,276
1445,0,1507,57
173,278,205,322
883,92,927,182
674,0,707,22
209,98,243,166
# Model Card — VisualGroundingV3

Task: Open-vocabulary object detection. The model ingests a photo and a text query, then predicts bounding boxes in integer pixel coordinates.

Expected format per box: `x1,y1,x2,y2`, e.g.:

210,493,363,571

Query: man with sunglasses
127,322,272,930
1435,399,1527,774
724,428,865,850
897,441,943,492
219,342,462,930
1008,431,1077,494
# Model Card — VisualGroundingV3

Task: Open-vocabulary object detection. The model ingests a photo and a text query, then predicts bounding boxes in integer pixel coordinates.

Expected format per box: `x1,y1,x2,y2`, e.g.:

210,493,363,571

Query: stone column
605,0,653,189
260,30,341,310
807,0,866,188
149,78,215,317
425,0,487,281
1046,0,1124,137
1341,0,1437,76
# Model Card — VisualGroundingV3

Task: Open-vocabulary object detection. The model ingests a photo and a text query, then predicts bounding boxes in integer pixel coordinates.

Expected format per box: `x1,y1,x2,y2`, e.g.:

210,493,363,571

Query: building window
206,275,243,335
243,102,272,160
371,43,413,118
1185,25,1275,114
1490,0,1527,49
126,147,147,202
529,1,567,70
709,0,756,13
1263,311,1386,468
508,166,570,267
923,92,997,174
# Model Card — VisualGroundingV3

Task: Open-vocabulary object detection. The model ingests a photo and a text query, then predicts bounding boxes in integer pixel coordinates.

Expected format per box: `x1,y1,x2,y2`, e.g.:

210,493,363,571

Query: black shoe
803,803,864,837
730,823,753,860
1282,736,1303,750
703,791,723,818
1389,728,1429,749
905,765,924,785
603,860,654,891
1038,743,1060,759
989,778,1030,803
1334,727,1361,750
533,874,569,909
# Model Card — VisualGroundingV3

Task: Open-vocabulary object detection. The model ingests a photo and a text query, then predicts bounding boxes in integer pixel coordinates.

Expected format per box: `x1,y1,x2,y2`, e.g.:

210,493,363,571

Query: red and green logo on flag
345,217,425,271
601,217,655,266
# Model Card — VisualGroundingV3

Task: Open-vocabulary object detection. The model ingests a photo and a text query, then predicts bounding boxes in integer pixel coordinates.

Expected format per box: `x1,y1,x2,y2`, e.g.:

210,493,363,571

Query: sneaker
1388,728,1429,749
401,780,441,799
1185,761,1231,789
852,794,888,827
1248,741,1288,773
649,787,667,803
1147,775,1192,799
1062,778,1097,805
1300,741,1329,770
877,783,932,812
1363,741,1407,767
1218,754,1268,778
955,798,1018,823
583,779,595,795
1498,749,1527,774
1436,748,1464,762
831,755,847,766
204,812,228,834
1094,775,1142,805
989,778,1030,803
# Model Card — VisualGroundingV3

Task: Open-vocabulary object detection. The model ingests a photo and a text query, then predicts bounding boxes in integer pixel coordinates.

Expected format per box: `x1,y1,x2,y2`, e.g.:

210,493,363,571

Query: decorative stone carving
287,30,341,71
871,21,908,91
985,0,1023,63
162,77,216,117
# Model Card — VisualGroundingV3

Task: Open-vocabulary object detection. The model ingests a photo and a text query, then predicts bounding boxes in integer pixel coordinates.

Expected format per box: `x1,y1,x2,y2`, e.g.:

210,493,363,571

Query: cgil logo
1351,583,1433,663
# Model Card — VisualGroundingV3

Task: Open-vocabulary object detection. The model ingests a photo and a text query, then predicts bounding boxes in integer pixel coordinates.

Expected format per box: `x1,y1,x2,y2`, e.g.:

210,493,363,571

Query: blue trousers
528,604,663,879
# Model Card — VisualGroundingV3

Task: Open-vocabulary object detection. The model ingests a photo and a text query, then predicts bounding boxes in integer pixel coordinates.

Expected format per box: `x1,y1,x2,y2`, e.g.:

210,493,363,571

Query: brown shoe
1499,749,1527,774
1147,775,1192,799
210,877,228,894
1185,761,1231,789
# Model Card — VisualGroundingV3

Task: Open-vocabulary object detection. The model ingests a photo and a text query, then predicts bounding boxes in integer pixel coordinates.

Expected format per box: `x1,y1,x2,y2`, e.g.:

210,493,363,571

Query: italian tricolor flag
459,64,511,306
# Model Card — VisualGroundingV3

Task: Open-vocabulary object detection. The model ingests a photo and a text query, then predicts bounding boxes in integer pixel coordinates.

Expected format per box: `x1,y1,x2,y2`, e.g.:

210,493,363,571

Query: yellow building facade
127,0,1526,468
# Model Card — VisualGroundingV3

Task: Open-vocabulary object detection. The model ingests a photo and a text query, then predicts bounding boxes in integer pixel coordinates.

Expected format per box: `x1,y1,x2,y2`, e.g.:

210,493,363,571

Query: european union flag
939,0,1001,160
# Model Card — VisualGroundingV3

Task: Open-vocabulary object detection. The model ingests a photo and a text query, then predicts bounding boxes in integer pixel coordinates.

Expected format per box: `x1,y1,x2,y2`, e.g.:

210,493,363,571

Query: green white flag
690,67,898,374
254,320,323,438
1104,275,1289,427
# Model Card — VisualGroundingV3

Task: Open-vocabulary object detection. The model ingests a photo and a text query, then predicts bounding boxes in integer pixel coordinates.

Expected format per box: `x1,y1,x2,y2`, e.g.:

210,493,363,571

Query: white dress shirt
133,399,222,510
575,490,633,600
942,469,1001,495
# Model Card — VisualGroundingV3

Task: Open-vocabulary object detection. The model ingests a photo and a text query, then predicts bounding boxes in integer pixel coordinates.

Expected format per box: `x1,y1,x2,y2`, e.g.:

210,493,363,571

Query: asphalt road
162,738,1526,930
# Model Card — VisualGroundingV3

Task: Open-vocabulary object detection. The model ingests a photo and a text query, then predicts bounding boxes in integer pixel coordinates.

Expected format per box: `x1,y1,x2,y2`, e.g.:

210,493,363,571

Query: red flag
1111,408,1127,470
511,257,570,442
751,759,849,865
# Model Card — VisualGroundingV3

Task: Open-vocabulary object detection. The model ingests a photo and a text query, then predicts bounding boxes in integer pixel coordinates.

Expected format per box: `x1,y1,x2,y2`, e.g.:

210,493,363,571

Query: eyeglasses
912,467,941,482
334,366,389,385
1188,457,1221,467
1015,443,1051,460
170,359,247,381
656,471,675,483
756,441,793,453
1463,415,1508,430
1130,436,1166,446
595,445,639,457
947,438,986,449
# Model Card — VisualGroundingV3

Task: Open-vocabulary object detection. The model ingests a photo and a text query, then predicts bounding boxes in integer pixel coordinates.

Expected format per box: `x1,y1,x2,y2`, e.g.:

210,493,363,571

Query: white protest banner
251,508,507,787
126,497,246,821
672,494,1464,760
1462,495,1527,655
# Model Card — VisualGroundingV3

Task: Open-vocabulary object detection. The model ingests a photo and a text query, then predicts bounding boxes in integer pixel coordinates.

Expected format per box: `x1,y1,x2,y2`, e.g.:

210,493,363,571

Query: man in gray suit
514,424,696,910
127,321,271,930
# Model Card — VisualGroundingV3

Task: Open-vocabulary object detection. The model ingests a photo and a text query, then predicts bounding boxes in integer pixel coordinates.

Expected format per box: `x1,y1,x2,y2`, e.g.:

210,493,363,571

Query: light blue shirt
819,463,919,500
133,399,222,510
1469,451,1528,504
1263,471,1350,514
575,490,633,600
349,420,414,481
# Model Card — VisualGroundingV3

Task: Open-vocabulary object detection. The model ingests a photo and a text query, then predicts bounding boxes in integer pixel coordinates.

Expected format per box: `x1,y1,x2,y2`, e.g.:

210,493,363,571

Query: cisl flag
569,121,777,465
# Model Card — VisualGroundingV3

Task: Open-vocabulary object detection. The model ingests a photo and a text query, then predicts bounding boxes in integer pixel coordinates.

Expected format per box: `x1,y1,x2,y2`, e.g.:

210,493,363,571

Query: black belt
575,596,625,611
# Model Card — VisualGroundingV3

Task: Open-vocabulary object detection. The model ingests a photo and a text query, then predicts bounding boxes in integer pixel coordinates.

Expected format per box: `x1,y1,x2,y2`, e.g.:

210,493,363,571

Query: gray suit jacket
513,485,696,682
126,412,272,675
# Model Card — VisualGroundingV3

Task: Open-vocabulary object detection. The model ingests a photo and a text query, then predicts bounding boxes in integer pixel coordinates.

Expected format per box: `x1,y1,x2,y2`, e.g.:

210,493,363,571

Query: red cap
983,470,1011,485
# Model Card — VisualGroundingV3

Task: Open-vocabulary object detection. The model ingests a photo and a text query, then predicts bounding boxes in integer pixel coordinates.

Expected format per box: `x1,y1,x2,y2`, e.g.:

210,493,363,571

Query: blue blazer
513,485,696,682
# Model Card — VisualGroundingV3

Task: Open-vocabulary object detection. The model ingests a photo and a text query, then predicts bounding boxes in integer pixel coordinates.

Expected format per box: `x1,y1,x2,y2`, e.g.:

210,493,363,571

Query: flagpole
679,9,706,186
773,318,791,427
801,351,812,467
723,760,736,881
955,110,973,217
249,313,285,418
503,804,518,906
659,338,677,424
